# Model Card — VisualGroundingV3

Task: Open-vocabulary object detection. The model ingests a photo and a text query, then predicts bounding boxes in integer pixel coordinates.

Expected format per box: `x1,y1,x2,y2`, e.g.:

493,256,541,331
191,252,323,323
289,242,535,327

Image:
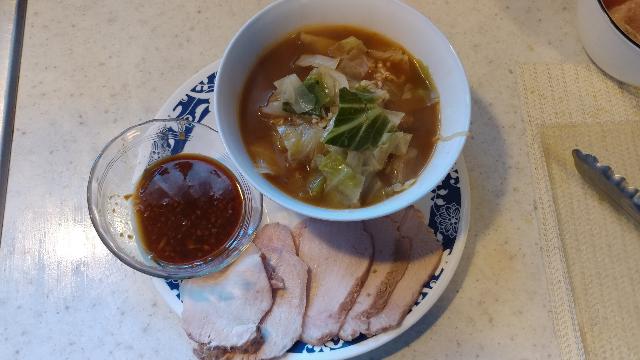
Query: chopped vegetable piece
345,131,412,178
387,179,416,193
361,176,386,205
323,145,347,158
352,83,389,106
383,132,413,155
323,67,350,93
295,54,339,69
354,81,390,104
277,124,324,163
273,74,316,114
308,67,348,101
250,144,286,175
328,36,367,57
300,33,336,54
337,53,370,80
261,100,288,116
318,152,365,206
255,160,275,175
383,147,416,184
323,88,392,150
282,102,297,114
324,107,386,150
383,109,405,129
306,172,326,198
303,72,331,117
352,111,389,150
293,84,316,114
328,36,371,80
413,58,439,102
368,49,409,66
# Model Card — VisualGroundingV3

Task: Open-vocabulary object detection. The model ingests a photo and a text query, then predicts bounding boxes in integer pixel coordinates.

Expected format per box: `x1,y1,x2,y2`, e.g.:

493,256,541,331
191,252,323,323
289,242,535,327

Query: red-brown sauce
132,153,243,265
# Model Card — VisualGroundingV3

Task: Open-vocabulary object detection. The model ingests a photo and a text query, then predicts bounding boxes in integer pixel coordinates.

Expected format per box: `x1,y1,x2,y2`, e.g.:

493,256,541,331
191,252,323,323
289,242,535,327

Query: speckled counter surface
0,1,586,359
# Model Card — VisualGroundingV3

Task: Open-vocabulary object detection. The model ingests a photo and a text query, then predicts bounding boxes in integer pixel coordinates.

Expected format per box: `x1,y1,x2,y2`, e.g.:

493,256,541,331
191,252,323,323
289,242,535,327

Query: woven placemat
518,64,640,360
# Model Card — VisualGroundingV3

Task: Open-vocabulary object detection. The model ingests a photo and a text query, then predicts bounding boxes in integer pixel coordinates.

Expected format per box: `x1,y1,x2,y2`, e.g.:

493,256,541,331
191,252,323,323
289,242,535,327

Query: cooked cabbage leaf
323,88,391,150
413,58,439,103
317,151,364,207
261,99,288,116
345,132,412,178
272,74,315,114
328,36,366,56
381,132,412,155
250,143,285,175
387,178,416,193
328,36,370,80
368,49,409,64
300,33,336,54
307,67,348,101
306,171,326,198
383,109,405,129
354,80,389,104
295,54,339,69
302,72,331,117
265,67,349,117
277,124,323,163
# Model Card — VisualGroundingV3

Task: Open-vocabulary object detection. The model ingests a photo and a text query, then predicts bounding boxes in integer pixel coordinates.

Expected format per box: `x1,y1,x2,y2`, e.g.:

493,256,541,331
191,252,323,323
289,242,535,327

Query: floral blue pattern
161,70,463,354
435,203,461,238
149,72,217,162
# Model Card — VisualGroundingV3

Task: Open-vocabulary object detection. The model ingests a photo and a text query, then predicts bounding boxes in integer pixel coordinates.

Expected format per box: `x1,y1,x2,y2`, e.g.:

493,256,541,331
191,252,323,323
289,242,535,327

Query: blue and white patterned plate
152,60,470,359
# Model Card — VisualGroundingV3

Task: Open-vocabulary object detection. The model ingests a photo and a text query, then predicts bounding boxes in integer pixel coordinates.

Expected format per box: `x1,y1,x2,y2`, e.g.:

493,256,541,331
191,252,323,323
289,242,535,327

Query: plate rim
152,60,470,359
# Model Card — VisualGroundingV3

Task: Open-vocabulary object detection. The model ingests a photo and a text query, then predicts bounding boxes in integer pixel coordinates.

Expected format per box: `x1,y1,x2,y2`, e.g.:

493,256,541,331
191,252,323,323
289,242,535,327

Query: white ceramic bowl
578,0,640,86
215,0,470,221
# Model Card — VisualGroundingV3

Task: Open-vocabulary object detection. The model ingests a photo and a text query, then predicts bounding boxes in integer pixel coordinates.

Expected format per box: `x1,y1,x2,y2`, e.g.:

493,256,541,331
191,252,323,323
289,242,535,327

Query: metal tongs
572,149,640,226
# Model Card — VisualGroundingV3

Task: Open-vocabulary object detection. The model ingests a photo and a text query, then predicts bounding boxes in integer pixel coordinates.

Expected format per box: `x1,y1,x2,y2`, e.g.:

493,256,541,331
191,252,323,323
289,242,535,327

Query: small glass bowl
87,119,262,279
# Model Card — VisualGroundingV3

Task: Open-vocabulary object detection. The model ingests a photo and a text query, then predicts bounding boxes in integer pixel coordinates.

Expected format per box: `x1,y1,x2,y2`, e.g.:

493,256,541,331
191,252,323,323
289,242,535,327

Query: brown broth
602,0,628,9
240,25,440,208
602,0,640,45
133,153,243,265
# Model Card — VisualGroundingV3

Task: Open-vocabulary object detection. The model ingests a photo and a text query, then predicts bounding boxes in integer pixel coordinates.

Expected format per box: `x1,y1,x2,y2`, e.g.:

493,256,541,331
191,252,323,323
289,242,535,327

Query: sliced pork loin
246,223,309,360
252,223,296,290
182,243,273,360
293,219,373,345
253,222,297,254
339,216,411,341
366,206,443,336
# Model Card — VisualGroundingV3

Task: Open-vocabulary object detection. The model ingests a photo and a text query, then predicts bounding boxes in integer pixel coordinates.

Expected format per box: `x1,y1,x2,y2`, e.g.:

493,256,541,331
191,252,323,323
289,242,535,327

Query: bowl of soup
578,0,640,86
215,0,470,221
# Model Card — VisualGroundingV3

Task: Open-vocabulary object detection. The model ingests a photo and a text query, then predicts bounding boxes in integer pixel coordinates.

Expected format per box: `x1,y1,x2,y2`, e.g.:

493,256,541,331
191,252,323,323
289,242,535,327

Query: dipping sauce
132,153,243,265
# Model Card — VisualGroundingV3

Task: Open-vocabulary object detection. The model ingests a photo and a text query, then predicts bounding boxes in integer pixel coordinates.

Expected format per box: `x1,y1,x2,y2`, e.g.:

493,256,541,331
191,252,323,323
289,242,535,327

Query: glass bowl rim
87,118,263,279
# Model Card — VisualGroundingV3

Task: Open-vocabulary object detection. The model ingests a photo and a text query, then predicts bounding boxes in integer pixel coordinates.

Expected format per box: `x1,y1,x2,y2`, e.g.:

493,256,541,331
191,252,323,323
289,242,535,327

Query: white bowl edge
214,0,471,221
577,0,640,86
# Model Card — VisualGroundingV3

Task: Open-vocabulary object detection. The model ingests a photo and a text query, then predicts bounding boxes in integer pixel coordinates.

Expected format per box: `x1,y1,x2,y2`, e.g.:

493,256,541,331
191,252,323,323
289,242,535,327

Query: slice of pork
244,223,309,360
339,216,411,341
181,243,273,359
252,223,297,290
253,222,297,254
365,206,443,336
293,219,373,345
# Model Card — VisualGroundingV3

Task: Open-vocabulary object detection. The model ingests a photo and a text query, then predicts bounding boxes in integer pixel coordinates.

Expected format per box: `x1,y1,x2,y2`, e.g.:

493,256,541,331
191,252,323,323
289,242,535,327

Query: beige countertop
0,0,589,359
